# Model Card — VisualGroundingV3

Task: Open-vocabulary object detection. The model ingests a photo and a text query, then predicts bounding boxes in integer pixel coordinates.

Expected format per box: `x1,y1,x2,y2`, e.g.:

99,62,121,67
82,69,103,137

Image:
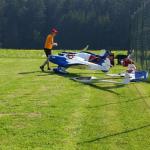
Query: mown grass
0,49,150,150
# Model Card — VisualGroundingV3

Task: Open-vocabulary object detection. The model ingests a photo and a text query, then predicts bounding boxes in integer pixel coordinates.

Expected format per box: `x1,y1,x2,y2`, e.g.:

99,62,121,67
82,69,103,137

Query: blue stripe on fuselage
49,55,68,67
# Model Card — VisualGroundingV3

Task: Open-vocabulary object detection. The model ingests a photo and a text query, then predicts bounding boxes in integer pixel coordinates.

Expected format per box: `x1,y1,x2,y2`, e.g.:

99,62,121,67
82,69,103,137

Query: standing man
40,28,58,71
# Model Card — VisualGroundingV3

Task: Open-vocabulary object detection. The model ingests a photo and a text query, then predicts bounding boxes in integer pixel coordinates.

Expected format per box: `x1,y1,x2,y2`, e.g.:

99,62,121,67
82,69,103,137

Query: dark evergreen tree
0,0,143,49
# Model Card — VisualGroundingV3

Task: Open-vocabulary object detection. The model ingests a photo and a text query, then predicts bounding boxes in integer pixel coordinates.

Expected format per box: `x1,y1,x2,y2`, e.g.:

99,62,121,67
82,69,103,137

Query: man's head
51,28,58,36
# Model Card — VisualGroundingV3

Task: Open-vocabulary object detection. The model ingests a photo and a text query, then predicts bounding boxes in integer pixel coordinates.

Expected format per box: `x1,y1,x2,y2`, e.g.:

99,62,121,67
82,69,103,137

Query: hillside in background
0,0,141,49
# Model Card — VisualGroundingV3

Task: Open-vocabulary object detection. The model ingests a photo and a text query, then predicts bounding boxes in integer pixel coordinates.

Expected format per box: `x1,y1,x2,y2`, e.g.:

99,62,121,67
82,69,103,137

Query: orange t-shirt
44,34,54,49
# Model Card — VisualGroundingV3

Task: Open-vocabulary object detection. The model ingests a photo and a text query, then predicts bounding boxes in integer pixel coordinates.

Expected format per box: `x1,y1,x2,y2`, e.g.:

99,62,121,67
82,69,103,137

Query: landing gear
53,66,68,74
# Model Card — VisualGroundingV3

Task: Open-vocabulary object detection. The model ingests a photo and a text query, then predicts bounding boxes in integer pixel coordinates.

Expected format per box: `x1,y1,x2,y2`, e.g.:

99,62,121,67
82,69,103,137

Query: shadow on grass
55,72,126,95
18,71,42,75
143,80,150,84
86,96,150,109
84,84,123,95
18,70,125,95
78,123,150,144
18,70,55,76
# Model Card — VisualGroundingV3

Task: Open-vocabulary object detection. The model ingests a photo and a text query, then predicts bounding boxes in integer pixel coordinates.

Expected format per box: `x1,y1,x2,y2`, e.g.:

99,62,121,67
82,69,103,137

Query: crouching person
127,61,136,73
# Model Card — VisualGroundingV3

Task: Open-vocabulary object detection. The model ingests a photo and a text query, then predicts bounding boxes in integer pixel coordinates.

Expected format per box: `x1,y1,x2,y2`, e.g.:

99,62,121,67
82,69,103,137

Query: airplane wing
107,73,135,81
66,56,99,67
67,56,110,72
107,71,149,81
72,74,130,84
106,73,126,77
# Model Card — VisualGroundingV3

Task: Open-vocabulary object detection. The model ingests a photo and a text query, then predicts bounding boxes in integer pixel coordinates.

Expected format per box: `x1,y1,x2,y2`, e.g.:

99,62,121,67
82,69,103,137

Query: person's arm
49,35,58,46
53,43,58,46
47,35,58,47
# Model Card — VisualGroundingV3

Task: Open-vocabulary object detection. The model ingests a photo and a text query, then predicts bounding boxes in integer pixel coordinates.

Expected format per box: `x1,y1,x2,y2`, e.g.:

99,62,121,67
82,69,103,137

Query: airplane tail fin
135,71,149,80
100,50,111,59
81,45,89,51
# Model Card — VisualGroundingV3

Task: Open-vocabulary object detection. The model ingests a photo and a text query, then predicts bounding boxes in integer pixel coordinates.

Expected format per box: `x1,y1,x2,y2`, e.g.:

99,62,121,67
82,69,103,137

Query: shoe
40,66,44,72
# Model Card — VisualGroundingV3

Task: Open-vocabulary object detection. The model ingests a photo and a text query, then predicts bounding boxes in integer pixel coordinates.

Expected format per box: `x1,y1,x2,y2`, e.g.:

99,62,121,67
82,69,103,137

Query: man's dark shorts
44,48,52,57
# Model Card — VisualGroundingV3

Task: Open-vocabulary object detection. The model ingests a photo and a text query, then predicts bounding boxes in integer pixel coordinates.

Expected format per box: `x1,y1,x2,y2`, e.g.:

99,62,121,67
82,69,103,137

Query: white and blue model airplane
107,71,149,82
49,50,112,74
48,49,149,84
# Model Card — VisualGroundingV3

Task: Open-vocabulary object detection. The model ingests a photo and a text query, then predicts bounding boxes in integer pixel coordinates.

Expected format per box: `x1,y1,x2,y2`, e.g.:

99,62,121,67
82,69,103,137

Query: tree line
0,0,141,49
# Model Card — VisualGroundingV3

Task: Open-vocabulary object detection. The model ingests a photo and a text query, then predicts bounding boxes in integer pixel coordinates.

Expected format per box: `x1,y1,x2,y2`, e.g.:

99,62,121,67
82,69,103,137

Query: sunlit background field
0,50,150,150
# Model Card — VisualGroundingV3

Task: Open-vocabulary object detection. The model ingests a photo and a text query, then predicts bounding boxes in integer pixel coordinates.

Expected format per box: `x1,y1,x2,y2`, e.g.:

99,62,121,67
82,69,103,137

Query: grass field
0,50,150,150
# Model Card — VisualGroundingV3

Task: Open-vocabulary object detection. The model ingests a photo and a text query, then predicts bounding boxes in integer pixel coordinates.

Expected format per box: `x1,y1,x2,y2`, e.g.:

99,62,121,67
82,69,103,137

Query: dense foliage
0,0,141,49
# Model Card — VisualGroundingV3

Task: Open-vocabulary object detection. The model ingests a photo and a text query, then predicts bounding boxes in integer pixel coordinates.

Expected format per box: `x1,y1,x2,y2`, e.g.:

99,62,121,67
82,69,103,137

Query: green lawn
0,50,150,150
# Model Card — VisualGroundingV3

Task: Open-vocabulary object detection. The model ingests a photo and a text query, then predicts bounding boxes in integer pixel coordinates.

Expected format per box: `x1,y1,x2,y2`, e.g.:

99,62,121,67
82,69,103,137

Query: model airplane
107,71,149,82
49,50,111,74
72,73,130,84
